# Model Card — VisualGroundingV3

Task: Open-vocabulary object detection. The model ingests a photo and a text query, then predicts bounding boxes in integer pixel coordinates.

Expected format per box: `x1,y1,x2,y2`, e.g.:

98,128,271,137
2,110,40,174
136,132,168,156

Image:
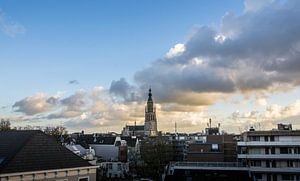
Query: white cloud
256,97,268,106
13,93,60,115
166,43,186,58
227,99,300,132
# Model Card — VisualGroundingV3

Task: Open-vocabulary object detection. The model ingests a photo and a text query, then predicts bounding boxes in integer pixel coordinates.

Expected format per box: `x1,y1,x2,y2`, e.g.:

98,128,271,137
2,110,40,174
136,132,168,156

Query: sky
1,0,300,133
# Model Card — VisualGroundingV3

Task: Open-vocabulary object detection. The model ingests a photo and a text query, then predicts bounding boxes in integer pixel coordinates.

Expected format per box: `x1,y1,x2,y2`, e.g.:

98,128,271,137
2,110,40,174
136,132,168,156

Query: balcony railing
238,141,300,146
172,161,245,168
238,154,300,159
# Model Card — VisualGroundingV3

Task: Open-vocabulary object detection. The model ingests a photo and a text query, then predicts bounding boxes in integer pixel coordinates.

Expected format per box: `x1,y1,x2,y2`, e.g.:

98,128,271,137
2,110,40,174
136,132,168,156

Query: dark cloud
69,80,79,85
109,78,141,102
131,0,300,105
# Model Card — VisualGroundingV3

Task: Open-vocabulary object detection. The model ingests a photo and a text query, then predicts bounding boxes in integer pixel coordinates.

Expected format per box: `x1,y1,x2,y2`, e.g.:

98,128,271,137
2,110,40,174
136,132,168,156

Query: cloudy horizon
1,0,300,133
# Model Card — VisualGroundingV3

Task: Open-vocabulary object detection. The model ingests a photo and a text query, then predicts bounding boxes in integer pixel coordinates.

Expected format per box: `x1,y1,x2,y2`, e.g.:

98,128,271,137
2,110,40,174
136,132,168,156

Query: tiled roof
0,130,92,174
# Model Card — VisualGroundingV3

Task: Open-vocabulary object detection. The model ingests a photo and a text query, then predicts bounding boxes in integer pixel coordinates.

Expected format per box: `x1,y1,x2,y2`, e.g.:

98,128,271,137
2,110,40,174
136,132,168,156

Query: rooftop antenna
209,118,212,128
175,121,177,134
133,120,136,136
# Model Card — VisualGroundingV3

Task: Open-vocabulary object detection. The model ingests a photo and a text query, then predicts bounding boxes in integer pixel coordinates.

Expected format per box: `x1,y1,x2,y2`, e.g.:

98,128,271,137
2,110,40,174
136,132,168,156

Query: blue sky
1,0,300,133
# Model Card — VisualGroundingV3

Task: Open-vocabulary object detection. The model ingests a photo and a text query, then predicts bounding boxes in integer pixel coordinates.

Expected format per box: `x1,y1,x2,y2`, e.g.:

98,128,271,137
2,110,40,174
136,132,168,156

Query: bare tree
0,119,11,131
44,126,68,142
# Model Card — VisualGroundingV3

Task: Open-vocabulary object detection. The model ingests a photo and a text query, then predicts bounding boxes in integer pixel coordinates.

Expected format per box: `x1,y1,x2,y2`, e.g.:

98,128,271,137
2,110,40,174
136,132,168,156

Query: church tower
144,88,158,136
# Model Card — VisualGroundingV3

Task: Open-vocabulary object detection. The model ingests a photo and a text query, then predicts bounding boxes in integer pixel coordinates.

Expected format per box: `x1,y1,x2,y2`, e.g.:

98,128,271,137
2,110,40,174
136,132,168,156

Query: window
271,161,276,168
250,148,261,154
241,147,247,154
264,136,268,142
250,160,261,167
255,173,262,180
78,177,89,181
282,174,294,180
270,136,275,142
107,163,112,169
211,144,219,151
249,136,260,141
271,147,275,154
280,147,288,154
118,163,122,171
287,161,293,167
295,147,300,154
265,148,269,154
266,160,270,168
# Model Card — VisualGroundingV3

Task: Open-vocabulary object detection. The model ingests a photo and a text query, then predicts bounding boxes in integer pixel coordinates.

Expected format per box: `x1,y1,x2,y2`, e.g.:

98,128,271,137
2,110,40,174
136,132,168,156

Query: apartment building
237,124,300,181
186,127,237,163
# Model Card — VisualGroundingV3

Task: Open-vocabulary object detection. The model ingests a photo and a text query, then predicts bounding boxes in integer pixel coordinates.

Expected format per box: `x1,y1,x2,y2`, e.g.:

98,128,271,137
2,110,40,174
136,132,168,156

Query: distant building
76,134,140,162
238,123,300,181
187,134,237,162
65,144,97,165
121,88,158,137
0,130,97,181
121,124,145,137
144,88,158,137
77,134,120,161
184,121,237,163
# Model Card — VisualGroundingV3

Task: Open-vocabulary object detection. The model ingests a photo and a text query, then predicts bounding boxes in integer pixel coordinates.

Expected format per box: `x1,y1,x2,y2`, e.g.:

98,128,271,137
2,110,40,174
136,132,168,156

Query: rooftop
0,130,92,174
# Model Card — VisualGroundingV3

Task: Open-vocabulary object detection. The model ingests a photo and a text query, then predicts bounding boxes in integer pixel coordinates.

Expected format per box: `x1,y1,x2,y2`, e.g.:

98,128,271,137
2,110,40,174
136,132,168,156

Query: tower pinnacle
148,88,152,101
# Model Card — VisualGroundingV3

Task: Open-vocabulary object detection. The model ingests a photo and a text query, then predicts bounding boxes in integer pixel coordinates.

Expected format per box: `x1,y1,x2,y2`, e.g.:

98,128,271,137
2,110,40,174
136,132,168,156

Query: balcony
238,154,300,159
249,167,300,173
238,141,300,147
170,161,248,171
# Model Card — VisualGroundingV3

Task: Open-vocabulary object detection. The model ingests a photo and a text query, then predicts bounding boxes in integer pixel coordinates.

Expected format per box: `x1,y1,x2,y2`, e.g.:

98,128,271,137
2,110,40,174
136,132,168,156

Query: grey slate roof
76,135,117,147
0,130,92,174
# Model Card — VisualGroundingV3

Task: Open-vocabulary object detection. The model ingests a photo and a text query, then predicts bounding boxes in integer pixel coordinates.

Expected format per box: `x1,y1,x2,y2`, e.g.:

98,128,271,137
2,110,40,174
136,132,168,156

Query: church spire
148,88,152,102
146,88,154,113
144,88,158,136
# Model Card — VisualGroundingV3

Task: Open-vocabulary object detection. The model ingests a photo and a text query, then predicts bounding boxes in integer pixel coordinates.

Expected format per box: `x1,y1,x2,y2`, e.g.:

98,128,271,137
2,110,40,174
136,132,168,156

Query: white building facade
238,124,300,181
